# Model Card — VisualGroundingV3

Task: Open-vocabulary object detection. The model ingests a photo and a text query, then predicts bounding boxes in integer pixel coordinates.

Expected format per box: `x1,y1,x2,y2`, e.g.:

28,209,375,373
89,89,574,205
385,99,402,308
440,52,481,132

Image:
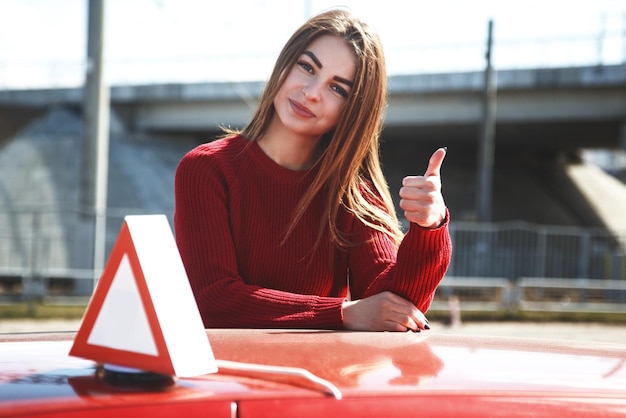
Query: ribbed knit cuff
313,297,345,330
404,207,449,242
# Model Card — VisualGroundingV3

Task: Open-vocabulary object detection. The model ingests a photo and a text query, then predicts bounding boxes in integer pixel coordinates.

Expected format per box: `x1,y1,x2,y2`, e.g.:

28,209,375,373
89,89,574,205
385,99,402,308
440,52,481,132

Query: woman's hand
342,291,430,332
399,147,447,229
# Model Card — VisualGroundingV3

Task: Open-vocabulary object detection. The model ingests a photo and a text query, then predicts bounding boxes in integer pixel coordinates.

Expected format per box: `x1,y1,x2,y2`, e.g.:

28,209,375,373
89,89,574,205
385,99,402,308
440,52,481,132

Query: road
1,319,624,346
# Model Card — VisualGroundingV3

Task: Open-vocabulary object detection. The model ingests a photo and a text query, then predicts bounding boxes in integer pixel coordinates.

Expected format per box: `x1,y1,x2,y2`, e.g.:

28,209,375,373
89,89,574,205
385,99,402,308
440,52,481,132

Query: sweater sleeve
174,148,344,329
348,211,452,313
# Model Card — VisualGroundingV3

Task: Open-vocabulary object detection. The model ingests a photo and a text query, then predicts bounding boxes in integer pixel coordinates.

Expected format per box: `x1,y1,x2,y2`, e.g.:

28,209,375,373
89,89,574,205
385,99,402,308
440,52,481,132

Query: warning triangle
70,214,217,378
88,253,158,356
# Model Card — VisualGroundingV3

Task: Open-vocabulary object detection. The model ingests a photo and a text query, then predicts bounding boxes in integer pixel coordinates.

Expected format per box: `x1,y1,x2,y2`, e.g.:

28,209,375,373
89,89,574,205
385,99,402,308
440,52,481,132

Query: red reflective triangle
70,221,175,376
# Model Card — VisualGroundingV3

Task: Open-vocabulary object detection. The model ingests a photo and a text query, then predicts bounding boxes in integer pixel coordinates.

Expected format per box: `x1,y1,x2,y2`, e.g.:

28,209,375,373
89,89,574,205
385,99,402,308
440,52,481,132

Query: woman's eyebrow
334,76,353,87
303,50,323,68
303,50,354,87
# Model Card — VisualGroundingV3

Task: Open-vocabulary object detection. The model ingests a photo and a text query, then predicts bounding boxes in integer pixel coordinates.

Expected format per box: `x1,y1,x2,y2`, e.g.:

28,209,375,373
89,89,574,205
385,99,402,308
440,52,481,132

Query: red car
1,328,625,417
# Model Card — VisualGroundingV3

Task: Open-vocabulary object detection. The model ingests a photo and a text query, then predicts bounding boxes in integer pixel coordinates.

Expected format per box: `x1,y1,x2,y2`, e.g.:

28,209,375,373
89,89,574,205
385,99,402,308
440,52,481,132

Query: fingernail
443,146,448,151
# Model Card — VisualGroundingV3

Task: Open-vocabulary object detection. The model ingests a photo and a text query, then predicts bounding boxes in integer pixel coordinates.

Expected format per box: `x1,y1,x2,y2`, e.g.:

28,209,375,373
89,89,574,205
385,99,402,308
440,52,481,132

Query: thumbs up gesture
399,148,447,229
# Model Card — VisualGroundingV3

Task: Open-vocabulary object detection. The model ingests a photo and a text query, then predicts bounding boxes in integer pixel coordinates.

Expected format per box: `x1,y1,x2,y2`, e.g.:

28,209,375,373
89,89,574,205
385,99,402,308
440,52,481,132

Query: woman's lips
289,99,315,118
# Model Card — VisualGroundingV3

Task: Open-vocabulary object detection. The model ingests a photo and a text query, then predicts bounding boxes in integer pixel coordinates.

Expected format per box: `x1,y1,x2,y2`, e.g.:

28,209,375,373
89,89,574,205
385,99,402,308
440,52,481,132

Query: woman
174,9,451,332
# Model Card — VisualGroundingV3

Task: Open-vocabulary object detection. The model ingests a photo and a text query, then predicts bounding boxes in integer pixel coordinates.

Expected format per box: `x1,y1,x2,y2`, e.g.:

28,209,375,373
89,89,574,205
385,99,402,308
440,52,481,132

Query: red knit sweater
174,135,452,329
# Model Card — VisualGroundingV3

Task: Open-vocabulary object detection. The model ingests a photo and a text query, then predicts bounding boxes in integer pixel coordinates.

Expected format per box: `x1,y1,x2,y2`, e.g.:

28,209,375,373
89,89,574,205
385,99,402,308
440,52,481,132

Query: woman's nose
302,81,322,101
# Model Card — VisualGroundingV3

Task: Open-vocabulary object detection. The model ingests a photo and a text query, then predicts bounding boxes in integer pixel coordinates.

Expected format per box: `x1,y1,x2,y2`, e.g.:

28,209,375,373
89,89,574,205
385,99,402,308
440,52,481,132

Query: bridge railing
1,30,624,89
0,208,624,313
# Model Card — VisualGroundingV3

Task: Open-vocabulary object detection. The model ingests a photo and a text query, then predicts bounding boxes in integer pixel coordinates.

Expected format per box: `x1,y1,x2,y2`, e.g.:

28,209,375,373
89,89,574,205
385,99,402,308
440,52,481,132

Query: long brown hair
234,9,403,248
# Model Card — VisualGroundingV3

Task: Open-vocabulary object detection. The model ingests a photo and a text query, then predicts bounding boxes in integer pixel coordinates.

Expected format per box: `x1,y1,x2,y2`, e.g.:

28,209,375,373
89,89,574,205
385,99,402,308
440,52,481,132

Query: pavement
433,321,626,345
1,319,624,346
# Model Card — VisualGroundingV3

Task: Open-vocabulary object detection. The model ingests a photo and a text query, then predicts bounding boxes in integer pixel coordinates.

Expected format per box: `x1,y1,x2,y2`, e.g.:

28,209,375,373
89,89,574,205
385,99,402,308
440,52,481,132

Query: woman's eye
332,85,348,98
298,61,314,73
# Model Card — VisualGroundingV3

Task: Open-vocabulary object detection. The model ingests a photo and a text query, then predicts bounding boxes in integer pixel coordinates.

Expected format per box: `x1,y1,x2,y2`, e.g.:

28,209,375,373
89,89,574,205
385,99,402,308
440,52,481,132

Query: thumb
424,147,447,177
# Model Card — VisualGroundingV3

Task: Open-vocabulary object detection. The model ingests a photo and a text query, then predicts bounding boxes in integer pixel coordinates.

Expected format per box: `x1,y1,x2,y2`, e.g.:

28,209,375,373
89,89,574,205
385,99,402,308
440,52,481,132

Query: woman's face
272,35,357,140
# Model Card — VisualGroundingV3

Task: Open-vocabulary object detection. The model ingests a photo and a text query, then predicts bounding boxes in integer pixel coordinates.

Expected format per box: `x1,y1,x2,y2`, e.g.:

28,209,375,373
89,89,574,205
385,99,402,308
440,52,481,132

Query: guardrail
431,277,513,312
431,276,626,314
5,273,626,315
517,277,626,313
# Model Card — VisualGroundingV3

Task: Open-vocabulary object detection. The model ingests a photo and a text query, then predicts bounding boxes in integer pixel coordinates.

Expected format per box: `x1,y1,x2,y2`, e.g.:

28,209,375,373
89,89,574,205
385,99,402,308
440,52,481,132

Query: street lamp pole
476,19,497,223
80,0,109,290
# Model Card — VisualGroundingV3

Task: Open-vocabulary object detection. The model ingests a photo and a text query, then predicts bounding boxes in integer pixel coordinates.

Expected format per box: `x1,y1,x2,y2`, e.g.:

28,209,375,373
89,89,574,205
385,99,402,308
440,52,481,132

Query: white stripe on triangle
87,254,158,356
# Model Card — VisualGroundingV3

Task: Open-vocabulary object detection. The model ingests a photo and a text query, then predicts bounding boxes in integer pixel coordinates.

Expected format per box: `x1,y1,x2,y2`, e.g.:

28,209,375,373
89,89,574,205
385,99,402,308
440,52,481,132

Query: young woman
174,9,452,332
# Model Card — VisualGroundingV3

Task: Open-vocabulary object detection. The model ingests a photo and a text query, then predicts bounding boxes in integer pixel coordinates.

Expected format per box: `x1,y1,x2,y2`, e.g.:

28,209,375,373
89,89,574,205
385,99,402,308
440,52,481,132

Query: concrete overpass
1,64,626,290
1,64,625,228
2,64,625,151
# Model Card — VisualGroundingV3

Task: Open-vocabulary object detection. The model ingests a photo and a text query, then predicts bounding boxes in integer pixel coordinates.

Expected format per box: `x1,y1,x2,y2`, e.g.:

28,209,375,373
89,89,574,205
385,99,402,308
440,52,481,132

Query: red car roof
1,329,625,417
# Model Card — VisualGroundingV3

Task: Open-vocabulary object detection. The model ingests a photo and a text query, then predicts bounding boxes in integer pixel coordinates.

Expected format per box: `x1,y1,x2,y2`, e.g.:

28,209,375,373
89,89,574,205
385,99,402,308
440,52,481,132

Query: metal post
476,20,497,222
80,0,109,290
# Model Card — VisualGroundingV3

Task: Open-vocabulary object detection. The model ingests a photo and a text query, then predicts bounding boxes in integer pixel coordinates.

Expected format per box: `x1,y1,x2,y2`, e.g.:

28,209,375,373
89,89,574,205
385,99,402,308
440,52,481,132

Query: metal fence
435,221,626,314
0,209,625,312
448,221,626,281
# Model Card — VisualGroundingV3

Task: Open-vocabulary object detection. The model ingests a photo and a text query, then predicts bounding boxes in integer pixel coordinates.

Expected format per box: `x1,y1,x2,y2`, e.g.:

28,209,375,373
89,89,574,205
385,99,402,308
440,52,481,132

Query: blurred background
0,0,625,335
1,0,625,86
